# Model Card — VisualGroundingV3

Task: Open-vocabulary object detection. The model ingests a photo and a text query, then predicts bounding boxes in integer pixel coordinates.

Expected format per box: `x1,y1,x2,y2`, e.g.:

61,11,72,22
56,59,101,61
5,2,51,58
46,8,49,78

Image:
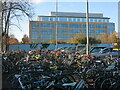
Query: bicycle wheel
85,68,100,86
100,77,116,90
8,75,22,89
110,80,120,90
93,76,106,90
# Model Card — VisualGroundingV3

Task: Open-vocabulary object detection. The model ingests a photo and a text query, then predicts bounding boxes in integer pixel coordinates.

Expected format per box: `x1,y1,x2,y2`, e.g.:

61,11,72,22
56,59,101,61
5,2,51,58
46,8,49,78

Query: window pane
57,35,68,39
59,18,67,22
81,30,86,34
40,23,54,28
89,24,95,29
89,30,95,34
41,29,54,34
50,17,54,21
32,23,39,28
77,18,81,22
68,18,72,22
70,24,81,28
32,29,39,34
73,18,76,22
57,23,68,28
57,29,68,34
32,35,38,39
96,24,107,29
41,35,54,39
82,24,86,28
41,17,49,21
82,18,86,22
96,30,107,34
70,29,81,34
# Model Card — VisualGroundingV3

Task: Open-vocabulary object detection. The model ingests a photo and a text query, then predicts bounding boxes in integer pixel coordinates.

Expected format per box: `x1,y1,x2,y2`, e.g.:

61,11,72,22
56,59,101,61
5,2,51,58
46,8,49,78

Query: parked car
90,47,120,58
63,47,76,53
77,46,106,55
90,46,106,53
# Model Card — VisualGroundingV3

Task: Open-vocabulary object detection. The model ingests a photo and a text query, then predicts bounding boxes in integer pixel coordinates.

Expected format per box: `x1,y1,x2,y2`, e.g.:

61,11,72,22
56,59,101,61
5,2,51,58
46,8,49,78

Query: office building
29,12,115,43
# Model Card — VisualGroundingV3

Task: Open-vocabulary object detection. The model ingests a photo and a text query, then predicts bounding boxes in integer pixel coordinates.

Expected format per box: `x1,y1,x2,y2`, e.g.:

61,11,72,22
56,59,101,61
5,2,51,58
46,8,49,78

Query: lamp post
86,0,89,55
55,0,58,49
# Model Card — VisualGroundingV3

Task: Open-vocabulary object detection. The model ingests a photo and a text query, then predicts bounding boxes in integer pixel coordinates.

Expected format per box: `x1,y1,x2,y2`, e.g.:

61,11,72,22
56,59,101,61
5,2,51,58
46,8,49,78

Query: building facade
29,12,115,43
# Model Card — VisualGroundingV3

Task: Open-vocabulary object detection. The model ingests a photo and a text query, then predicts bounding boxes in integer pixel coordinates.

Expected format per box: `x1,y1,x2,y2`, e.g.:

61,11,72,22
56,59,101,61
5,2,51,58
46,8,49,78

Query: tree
108,33,117,43
100,33,118,44
49,40,56,44
9,38,19,44
1,1,34,51
77,37,101,45
99,34,109,44
22,34,29,43
8,34,19,44
67,33,85,44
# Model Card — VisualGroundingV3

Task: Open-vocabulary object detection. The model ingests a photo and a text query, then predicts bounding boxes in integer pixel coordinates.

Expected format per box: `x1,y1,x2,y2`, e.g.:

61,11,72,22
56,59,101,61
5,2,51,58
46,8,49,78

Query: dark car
90,47,120,58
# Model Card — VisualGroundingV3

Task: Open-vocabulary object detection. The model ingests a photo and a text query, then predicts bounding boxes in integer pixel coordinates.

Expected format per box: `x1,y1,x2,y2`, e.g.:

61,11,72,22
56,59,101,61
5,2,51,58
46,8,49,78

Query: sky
9,0,119,41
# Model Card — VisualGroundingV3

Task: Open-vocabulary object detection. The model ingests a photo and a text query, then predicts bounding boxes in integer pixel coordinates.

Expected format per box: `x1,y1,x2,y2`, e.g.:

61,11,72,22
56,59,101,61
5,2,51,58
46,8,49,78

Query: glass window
68,18,72,22
70,29,81,34
77,18,81,22
107,19,109,22
89,35,94,37
50,17,55,21
89,24,95,29
57,23,68,28
59,18,67,22
104,19,109,22
81,30,86,34
70,24,81,28
96,24,107,29
32,23,39,28
82,18,86,22
41,17,49,21
89,30,95,34
41,35,54,39
90,19,93,22
57,35,68,39
40,23,54,28
103,19,105,22
96,30,107,34
69,35,74,39
94,19,97,22
57,29,68,34
39,17,42,21
41,29,54,34
82,24,86,28
32,29,39,34
32,35,38,39
99,19,102,22
73,18,76,22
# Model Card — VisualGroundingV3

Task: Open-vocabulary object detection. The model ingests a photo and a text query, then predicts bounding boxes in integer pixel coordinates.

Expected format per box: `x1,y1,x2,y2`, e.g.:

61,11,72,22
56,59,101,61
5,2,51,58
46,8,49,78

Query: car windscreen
90,48,104,53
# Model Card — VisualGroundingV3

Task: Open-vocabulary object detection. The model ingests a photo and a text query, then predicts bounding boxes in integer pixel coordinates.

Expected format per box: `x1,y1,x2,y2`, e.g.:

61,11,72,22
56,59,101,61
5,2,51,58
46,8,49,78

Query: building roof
38,12,110,19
